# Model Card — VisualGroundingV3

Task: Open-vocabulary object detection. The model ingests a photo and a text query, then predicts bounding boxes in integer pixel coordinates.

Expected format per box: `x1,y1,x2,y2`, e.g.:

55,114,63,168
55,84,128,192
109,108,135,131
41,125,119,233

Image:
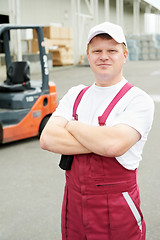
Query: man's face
87,36,128,87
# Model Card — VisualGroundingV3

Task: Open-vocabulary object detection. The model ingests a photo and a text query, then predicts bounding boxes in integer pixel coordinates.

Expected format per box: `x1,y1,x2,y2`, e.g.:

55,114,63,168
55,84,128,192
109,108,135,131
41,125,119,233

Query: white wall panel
0,0,9,14
20,0,72,27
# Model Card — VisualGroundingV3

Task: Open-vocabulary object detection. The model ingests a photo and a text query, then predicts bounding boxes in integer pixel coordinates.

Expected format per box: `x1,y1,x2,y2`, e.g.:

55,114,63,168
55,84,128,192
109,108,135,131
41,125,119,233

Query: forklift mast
0,24,49,94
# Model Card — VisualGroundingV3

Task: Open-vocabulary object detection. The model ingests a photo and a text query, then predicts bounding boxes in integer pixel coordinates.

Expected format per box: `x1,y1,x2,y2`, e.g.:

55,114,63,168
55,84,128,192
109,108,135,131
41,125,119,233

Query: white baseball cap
87,22,127,46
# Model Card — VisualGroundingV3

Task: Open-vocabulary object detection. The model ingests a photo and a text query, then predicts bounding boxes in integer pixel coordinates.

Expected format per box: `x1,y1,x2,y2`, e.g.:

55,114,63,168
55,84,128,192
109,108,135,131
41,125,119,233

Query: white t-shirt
52,78,154,170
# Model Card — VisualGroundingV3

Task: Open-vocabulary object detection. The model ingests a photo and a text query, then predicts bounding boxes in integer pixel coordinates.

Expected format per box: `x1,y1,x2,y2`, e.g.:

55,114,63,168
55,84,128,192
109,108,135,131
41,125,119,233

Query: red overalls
61,83,146,240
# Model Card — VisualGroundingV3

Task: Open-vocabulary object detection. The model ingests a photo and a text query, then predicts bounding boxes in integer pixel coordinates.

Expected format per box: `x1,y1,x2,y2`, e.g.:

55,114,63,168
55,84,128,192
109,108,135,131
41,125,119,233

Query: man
40,22,154,240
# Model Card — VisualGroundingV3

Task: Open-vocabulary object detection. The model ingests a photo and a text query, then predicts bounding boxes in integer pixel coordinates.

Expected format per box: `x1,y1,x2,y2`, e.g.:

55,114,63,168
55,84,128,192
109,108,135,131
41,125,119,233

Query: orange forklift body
0,25,57,144
2,83,57,143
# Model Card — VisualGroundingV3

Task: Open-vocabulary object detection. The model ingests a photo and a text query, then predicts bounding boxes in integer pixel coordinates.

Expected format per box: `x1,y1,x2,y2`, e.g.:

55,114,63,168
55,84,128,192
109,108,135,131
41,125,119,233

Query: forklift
0,24,57,144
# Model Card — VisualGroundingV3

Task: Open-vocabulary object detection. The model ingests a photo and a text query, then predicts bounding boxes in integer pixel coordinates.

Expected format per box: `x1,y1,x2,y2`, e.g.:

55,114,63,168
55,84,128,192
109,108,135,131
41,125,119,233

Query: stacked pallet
139,35,158,60
29,25,74,66
127,39,139,61
127,34,160,61
153,34,160,60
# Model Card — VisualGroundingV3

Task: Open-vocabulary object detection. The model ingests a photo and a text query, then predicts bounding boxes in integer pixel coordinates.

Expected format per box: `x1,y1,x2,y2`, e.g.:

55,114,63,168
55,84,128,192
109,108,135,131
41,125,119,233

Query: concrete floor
0,61,160,240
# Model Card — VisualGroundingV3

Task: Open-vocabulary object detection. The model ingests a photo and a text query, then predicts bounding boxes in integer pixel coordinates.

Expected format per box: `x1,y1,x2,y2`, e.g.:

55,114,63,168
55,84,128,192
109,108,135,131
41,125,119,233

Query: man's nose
100,51,109,60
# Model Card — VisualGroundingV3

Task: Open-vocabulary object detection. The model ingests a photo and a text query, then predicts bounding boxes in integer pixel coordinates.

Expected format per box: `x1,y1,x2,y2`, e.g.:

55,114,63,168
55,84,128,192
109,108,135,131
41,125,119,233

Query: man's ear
86,51,90,61
124,50,128,62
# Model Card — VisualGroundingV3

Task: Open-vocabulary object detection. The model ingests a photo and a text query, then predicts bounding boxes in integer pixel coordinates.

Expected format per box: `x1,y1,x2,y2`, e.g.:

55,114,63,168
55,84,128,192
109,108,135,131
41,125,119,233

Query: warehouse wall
20,0,72,27
0,1,9,14
0,0,157,37
0,0,159,63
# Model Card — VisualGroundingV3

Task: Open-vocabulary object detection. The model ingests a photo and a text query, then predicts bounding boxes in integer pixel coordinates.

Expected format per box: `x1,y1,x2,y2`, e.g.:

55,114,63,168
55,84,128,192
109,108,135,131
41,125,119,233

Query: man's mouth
97,63,111,67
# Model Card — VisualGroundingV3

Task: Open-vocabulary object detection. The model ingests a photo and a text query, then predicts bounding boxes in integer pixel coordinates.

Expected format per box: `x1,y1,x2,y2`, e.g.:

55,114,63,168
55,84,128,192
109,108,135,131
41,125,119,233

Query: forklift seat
0,61,31,92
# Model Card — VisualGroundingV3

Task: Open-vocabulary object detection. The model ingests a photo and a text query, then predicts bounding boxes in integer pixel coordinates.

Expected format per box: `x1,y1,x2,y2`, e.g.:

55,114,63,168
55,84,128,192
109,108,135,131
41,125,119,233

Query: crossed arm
40,116,141,157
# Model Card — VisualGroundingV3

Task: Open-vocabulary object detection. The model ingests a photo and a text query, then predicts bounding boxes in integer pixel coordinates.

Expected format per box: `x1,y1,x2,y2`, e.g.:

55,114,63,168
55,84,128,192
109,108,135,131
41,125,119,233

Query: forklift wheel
39,116,50,137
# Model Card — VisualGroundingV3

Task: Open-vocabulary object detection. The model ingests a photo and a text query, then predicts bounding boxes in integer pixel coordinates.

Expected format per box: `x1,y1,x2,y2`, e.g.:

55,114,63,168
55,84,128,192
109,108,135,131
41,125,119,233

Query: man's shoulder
126,85,155,112
132,86,154,103
67,84,88,98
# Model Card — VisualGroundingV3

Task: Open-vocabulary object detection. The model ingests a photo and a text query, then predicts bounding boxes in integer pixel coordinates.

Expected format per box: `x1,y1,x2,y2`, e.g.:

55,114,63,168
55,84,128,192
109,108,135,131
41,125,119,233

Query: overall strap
72,86,91,120
98,82,134,126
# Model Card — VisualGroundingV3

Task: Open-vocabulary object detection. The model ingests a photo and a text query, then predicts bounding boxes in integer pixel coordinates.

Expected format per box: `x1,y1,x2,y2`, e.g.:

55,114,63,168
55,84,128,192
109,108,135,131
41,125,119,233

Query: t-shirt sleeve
52,84,86,121
112,90,155,138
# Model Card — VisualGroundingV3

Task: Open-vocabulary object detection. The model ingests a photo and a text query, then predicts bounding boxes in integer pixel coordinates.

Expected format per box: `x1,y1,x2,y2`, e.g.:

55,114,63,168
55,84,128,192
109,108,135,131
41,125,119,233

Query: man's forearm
66,120,108,156
66,120,140,157
50,126,91,155
40,117,91,155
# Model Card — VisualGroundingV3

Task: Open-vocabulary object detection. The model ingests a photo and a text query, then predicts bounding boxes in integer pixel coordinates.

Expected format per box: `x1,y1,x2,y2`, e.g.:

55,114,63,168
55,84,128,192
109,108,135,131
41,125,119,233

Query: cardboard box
45,38,73,48
33,27,60,39
33,26,73,41
28,39,51,54
43,26,73,40
33,29,38,39
27,38,57,54
50,47,74,66
59,27,73,39
27,36,73,58
28,39,39,53
43,26,60,39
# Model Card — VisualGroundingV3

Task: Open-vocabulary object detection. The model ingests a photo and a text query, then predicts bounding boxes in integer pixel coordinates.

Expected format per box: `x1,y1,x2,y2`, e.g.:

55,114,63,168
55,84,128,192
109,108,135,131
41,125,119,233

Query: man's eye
93,50,101,53
109,49,116,53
